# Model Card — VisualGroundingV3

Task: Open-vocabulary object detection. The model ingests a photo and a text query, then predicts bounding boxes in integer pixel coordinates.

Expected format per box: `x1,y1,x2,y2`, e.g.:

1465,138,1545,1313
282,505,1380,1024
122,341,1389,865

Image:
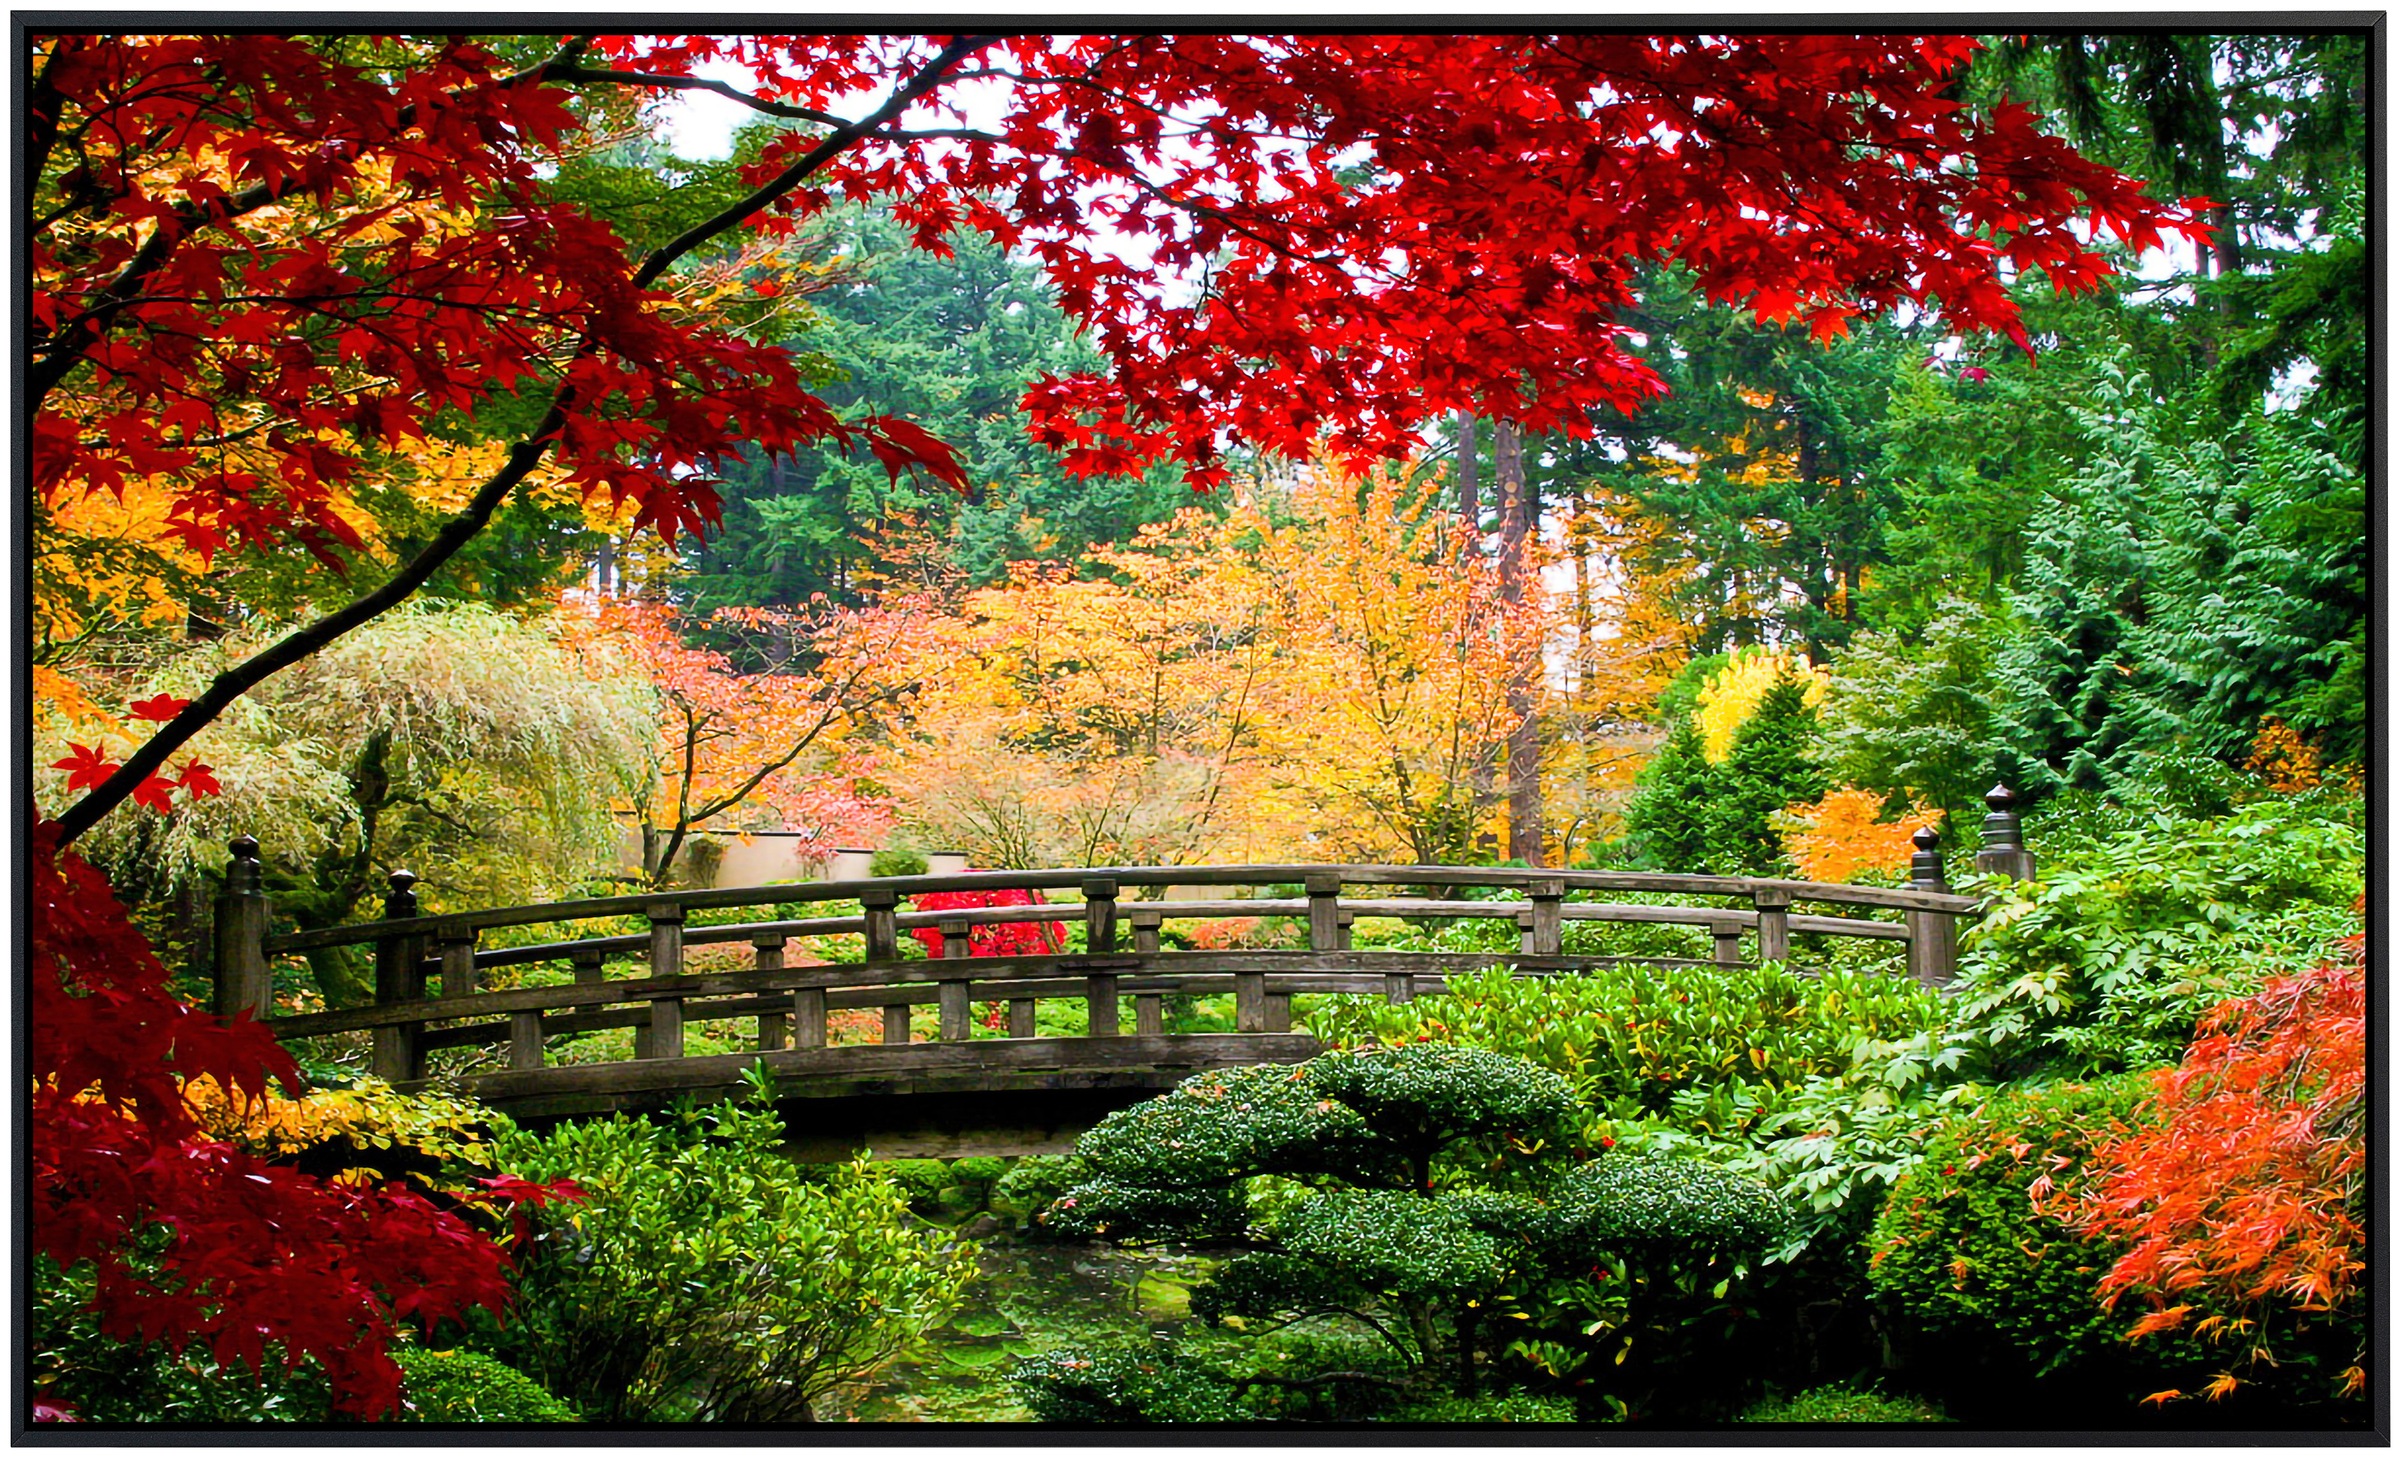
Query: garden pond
822,1238,1223,1423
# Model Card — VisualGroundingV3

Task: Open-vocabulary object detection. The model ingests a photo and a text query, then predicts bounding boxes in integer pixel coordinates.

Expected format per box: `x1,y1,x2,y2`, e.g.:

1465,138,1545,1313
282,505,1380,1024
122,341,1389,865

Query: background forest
28,29,2367,1429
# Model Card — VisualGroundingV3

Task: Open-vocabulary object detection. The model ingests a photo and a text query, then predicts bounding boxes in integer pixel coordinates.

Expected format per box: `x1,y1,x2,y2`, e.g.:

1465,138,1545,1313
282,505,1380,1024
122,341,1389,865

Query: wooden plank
509,1011,543,1071
450,1033,1326,1103
1082,879,1119,955
883,1002,911,1046
939,981,972,1042
1304,871,1343,951
1906,908,1960,988
1526,879,1564,956
439,929,479,999
1234,971,1267,1032
792,986,826,1050
1087,972,1119,1037
646,903,684,982
1134,992,1164,1036
859,888,900,962
1753,888,1791,964
753,933,787,1050
649,997,684,1059
1009,998,1036,1038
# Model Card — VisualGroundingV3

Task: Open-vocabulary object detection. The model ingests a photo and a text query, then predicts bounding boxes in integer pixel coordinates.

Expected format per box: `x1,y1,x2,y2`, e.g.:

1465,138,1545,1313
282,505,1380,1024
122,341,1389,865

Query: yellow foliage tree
1694,647,1830,763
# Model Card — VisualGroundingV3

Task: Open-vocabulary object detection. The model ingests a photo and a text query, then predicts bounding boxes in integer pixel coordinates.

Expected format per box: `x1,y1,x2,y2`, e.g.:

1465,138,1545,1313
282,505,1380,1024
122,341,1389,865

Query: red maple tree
29,821,576,1419
2046,926,2368,1404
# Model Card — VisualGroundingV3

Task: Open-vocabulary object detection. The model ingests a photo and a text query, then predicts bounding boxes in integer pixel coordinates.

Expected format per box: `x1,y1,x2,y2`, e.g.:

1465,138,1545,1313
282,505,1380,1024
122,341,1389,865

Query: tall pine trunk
1494,422,1544,866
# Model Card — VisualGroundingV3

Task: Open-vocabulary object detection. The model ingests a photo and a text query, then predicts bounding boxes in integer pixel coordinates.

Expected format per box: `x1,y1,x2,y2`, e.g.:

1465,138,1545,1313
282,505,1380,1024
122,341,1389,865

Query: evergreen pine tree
1621,717,1716,871
1705,671,1828,875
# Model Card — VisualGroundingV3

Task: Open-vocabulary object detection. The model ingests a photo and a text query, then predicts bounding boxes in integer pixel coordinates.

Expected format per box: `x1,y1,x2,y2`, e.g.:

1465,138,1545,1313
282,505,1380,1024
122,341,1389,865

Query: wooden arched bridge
219,805,2034,1158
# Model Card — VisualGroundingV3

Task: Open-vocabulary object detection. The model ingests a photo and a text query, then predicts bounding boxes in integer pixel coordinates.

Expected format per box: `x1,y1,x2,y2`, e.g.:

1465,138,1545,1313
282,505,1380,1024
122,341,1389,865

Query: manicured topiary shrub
1041,1045,1785,1421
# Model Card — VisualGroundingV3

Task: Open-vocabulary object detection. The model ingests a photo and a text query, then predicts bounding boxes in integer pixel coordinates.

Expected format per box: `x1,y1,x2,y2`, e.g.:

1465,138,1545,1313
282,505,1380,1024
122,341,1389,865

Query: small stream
823,1239,1223,1423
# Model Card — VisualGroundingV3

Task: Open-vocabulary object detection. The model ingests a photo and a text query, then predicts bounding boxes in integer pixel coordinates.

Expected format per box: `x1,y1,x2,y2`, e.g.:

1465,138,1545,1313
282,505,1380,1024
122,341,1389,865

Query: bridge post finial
1905,827,1960,990
371,868,427,1081
1973,782,2038,884
1909,825,1948,893
212,836,272,1021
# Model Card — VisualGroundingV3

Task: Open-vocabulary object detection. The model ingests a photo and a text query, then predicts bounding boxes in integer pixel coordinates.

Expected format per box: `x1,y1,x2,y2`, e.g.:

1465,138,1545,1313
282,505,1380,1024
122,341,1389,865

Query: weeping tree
1018,1045,1788,1421
48,601,652,1005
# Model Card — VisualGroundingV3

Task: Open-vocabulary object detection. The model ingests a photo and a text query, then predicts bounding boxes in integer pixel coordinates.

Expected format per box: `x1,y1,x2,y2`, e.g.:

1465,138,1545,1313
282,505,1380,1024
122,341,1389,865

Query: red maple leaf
127,693,193,722
50,743,115,793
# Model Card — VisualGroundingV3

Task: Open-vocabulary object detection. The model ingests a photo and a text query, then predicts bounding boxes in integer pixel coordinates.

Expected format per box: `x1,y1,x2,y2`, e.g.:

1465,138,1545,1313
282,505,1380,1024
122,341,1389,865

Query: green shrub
992,1154,1088,1230
485,1093,974,1422
1954,793,2362,1077
1388,1390,1579,1423
883,1157,954,1213
30,1254,336,1422
1866,1076,2207,1416
1010,1340,1247,1423
391,1346,578,1422
870,847,930,878
1313,962,1945,1119
949,1155,1008,1191
1048,1046,1784,1422
1737,1382,1948,1423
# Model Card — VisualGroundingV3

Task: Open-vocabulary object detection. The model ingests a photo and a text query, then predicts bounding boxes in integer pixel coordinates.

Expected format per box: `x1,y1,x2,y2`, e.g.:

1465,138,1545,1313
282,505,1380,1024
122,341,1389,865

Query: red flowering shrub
909,885,1066,959
29,819,571,1420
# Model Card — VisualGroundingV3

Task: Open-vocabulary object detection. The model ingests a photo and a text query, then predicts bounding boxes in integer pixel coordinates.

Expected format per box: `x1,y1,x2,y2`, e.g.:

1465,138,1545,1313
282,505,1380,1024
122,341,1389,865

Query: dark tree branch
545,63,845,128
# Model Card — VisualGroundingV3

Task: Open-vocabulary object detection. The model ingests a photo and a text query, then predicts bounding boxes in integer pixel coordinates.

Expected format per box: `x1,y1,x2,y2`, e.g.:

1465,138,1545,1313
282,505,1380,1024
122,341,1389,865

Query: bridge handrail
259,864,1977,955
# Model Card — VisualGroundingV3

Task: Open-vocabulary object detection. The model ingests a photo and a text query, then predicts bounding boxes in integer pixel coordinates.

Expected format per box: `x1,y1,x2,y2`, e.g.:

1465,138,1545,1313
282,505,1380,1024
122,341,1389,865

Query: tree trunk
1455,410,1480,552
1494,422,1544,866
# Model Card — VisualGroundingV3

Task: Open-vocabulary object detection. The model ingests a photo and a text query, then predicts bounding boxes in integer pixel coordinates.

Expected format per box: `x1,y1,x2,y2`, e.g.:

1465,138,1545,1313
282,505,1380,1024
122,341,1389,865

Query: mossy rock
935,1184,987,1218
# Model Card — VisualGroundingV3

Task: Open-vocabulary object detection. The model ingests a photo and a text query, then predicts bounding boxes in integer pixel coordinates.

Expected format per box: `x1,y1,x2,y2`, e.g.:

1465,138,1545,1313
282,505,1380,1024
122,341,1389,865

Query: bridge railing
215,823,2021,1090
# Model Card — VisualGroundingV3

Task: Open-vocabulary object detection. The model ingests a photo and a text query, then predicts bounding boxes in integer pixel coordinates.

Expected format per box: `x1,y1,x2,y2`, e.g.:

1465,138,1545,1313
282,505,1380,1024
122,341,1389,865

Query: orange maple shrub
1781,789,1939,884
2045,924,2367,1405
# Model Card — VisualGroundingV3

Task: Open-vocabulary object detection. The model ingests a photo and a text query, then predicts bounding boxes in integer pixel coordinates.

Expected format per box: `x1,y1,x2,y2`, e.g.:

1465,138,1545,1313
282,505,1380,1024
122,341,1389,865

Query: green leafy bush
1387,1390,1578,1423
1313,963,1945,1118
992,1154,1089,1230
391,1346,578,1422
870,847,930,878
1046,1046,1784,1420
1011,1340,1248,1423
484,1094,974,1422
1953,794,2362,1076
31,1254,337,1422
1737,1382,1947,1423
1866,1076,2210,1419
